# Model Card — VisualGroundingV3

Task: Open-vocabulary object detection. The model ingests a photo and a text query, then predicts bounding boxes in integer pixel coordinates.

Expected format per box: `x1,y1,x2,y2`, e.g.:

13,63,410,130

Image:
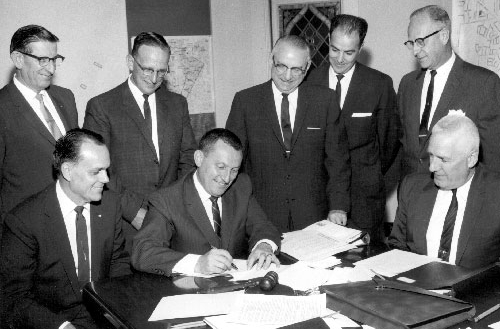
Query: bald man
389,113,500,269
226,35,350,233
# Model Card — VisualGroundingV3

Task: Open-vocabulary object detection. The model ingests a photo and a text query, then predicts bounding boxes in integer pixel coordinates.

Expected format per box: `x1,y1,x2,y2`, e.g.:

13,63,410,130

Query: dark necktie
438,189,458,261
281,93,292,153
143,94,152,138
335,74,344,107
75,206,90,287
419,70,437,144
209,196,222,237
36,93,63,140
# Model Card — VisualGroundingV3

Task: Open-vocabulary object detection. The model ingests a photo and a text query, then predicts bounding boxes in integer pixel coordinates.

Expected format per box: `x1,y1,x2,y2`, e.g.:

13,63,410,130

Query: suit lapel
262,81,288,153
184,174,221,248
410,70,426,153
291,87,308,149
221,190,235,250
7,83,56,145
121,83,158,160
90,202,104,280
417,181,439,254
45,188,81,296
342,63,362,116
46,89,72,131
455,169,484,264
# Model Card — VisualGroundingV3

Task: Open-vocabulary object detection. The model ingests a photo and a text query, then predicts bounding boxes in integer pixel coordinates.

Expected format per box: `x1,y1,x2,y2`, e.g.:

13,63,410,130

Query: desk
83,244,500,329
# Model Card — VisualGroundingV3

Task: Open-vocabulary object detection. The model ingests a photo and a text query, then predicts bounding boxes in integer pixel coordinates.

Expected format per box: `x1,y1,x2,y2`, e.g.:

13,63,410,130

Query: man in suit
306,14,400,242
399,5,500,178
226,35,350,233
132,129,281,275
83,32,197,248
0,25,78,218
389,114,500,269
0,129,131,328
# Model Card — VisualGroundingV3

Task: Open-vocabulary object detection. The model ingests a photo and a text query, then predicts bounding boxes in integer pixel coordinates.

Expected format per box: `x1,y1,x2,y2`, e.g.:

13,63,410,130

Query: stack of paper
281,220,363,261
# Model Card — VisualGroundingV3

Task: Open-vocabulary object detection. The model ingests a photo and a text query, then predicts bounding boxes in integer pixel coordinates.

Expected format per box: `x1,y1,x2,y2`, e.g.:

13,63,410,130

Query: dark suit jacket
0,184,131,329
388,165,500,269
226,81,350,232
306,62,400,238
83,81,197,219
0,81,78,216
131,172,281,275
398,56,500,177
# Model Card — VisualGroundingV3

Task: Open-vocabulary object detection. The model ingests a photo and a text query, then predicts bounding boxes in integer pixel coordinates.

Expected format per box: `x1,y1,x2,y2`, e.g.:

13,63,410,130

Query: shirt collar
193,170,212,201
433,52,455,76
56,180,88,218
271,80,299,101
127,74,156,104
329,62,356,80
13,73,48,99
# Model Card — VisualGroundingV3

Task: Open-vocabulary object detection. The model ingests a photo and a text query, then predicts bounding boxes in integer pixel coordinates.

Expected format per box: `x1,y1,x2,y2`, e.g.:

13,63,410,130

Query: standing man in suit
307,15,400,242
0,25,78,218
226,35,350,233
132,129,280,275
389,114,500,269
0,129,131,329
399,5,500,178
83,32,197,247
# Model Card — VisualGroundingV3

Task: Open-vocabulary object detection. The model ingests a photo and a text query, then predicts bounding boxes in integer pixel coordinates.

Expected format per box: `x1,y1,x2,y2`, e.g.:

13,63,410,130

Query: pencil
474,303,500,322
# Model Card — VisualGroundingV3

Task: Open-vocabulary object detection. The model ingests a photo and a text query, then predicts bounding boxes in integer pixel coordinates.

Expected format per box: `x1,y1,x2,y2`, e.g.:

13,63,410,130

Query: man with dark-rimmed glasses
226,35,350,233
0,24,78,220
84,32,196,252
398,5,500,178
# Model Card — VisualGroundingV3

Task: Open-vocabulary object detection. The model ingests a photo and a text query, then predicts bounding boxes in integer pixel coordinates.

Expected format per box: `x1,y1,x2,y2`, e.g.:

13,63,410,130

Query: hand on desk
328,210,347,226
247,242,280,271
195,248,233,274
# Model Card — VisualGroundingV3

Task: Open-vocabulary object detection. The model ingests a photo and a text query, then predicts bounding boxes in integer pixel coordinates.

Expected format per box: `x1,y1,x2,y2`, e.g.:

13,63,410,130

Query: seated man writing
132,128,281,275
389,113,500,269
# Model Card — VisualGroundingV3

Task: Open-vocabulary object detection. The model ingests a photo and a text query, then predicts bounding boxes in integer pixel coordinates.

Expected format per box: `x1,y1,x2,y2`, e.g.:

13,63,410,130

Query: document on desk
149,291,243,321
227,294,325,325
354,249,440,278
281,220,361,261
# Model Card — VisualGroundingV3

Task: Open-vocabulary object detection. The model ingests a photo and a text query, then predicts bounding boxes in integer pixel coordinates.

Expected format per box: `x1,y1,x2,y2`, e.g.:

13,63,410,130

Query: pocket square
307,127,321,130
352,113,372,117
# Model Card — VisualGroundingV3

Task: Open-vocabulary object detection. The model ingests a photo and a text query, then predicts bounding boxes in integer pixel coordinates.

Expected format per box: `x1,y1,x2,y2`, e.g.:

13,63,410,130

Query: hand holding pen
194,245,237,274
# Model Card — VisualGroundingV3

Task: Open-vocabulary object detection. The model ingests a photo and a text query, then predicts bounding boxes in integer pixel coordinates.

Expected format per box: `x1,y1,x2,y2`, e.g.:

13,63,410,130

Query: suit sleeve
131,194,187,275
377,76,401,174
225,92,249,169
109,197,132,277
388,176,411,251
477,73,500,171
0,215,67,328
176,96,197,178
84,99,145,223
325,93,351,212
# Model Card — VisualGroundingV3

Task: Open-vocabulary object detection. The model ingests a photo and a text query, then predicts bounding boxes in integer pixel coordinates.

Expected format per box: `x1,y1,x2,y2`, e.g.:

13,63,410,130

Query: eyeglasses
404,29,443,50
133,57,169,78
18,51,65,67
272,58,307,77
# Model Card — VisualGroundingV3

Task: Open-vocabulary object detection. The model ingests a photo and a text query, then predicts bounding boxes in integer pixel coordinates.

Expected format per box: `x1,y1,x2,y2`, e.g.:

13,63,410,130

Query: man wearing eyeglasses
306,15,400,243
83,32,197,251
398,5,500,178
226,35,350,233
0,25,78,220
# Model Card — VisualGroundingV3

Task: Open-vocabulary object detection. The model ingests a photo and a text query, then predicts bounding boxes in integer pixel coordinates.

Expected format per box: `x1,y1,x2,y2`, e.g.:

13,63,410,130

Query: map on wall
164,35,215,114
453,0,500,76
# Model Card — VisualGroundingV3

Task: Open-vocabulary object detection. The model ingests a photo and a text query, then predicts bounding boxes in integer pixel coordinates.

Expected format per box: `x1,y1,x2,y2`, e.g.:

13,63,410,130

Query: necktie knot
281,93,288,100
35,93,43,102
143,94,149,101
430,70,437,78
336,74,344,82
75,205,85,216
209,196,218,204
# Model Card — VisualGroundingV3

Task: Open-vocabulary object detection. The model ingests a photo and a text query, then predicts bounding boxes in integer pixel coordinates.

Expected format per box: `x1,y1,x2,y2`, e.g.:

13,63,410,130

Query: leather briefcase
321,279,475,329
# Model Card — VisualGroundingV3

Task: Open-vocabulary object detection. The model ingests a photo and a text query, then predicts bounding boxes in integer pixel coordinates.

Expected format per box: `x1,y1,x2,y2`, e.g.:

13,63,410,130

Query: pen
370,269,387,280
210,245,239,270
473,303,500,322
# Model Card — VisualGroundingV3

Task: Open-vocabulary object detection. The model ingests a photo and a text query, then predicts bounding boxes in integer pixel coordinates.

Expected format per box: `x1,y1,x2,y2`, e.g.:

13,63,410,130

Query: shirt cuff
252,239,278,253
172,254,202,275
131,207,147,230
59,321,71,329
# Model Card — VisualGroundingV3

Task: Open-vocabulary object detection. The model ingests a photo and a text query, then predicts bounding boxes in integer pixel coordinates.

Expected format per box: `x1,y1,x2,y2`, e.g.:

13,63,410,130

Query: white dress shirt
128,76,160,161
426,173,473,264
328,63,356,109
13,74,66,136
272,82,299,136
420,52,456,128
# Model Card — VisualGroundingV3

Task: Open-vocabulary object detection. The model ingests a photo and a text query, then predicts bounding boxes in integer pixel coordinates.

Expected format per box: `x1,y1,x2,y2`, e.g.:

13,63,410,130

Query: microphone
259,271,278,291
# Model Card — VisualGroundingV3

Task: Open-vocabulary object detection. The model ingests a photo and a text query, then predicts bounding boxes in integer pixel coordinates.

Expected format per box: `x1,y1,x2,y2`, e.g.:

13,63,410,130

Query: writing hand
247,242,280,271
195,248,233,274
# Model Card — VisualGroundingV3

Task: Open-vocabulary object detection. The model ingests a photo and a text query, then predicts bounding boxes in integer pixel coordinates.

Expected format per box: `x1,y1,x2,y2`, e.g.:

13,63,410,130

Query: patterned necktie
281,93,292,153
438,189,458,261
335,74,344,107
419,70,437,144
35,93,62,140
143,94,152,138
75,206,90,287
209,196,221,237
